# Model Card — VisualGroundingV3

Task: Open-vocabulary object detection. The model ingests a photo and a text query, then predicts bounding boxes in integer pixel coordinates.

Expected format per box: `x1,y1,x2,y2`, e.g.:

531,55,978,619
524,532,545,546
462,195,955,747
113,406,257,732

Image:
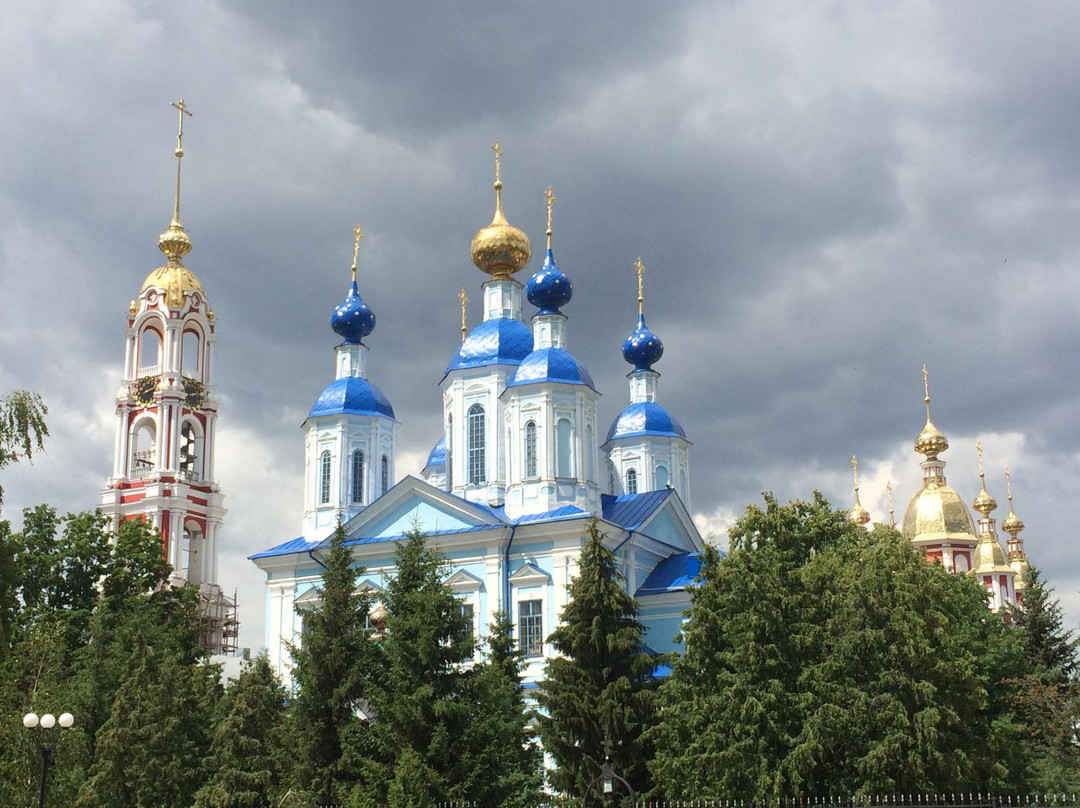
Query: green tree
458,613,543,807
0,390,48,509
353,528,474,806
289,521,375,805
194,653,287,808
650,493,1029,799
537,520,660,804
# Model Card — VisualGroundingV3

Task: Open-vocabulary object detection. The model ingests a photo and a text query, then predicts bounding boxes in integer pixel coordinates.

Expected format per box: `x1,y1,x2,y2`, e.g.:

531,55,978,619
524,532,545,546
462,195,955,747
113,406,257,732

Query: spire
887,481,895,526
458,289,469,342
914,364,949,460
331,224,375,345
972,440,997,517
158,99,194,262
622,258,664,372
469,141,531,278
526,186,573,315
1002,466,1028,568
848,455,871,526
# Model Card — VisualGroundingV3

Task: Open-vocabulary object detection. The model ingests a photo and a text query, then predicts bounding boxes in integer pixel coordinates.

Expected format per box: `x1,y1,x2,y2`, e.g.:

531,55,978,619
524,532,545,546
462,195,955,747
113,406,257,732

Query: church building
250,147,704,683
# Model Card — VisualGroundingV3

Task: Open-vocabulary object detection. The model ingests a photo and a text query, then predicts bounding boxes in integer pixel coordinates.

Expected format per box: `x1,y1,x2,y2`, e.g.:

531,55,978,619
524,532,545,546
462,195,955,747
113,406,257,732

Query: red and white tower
100,100,227,598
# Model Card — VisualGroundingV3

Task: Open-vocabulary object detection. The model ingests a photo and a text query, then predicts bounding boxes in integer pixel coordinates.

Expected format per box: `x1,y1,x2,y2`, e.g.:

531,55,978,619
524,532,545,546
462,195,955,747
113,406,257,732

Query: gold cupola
972,442,998,518
971,441,1009,574
847,455,871,527
901,366,978,545
469,141,531,279
1002,467,1029,589
141,99,205,308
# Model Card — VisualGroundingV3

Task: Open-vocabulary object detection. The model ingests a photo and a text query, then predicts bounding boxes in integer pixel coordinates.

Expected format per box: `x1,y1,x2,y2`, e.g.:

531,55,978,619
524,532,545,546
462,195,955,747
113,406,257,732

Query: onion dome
622,315,664,371
526,248,573,314
308,377,395,420
470,144,530,279
425,436,447,469
445,318,534,374
331,281,375,344
848,456,871,526
915,366,949,459
1001,499,1025,536
507,348,597,390
972,476,997,518
607,402,687,442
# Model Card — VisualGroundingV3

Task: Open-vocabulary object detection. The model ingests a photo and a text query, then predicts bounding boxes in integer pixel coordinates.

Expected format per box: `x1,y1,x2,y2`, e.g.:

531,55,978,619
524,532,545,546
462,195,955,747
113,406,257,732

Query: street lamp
22,711,74,808
587,736,634,805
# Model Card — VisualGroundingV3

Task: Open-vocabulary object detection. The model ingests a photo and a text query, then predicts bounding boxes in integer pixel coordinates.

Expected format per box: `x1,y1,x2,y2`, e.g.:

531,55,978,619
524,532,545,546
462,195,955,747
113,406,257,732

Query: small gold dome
914,417,949,459
848,499,871,526
470,180,531,279
1001,503,1024,536
158,220,193,262
901,483,977,543
972,478,997,517
973,534,1009,571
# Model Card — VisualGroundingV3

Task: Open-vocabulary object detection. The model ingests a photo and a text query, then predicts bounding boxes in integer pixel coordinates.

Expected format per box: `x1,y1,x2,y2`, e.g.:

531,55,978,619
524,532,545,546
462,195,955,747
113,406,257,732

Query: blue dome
331,281,375,344
308,377,395,420
445,318,534,374
507,348,597,390
622,314,664,371
425,436,446,468
606,401,686,442
526,248,573,314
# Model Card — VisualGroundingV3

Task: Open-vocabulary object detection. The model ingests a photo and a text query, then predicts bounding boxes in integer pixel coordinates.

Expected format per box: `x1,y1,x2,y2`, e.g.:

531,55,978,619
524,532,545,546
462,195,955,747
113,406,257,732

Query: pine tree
458,613,543,807
353,528,473,805
1011,566,1079,682
289,521,375,804
537,520,659,804
195,653,287,808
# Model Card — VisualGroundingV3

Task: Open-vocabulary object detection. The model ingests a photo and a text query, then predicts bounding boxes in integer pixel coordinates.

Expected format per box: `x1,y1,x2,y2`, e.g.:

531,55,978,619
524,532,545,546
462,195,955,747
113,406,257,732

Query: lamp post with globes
22,711,74,808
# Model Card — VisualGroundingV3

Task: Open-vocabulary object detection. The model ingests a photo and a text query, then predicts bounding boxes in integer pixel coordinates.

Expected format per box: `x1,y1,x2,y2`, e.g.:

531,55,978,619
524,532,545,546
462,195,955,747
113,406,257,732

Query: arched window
319,450,332,505
524,421,537,478
181,330,200,378
351,450,365,503
381,454,389,495
179,421,200,480
138,328,161,373
626,468,638,495
585,425,595,481
467,404,485,485
655,465,669,490
557,418,572,478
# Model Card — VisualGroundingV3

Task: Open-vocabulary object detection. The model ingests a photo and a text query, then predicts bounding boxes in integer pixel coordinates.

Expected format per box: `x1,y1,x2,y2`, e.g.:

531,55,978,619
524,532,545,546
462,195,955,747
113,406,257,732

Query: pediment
509,562,550,587
445,569,484,593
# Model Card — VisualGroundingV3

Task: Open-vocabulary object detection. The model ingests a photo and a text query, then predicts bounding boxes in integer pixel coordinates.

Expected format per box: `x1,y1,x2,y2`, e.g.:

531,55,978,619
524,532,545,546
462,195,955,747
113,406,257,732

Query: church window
585,425,595,481
460,601,475,644
319,450,332,505
557,418,572,478
656,465,669,489
518,599,543,657
467,404,485,485
524,421,537,477
381,454,389,495
351,450,365,503
179,421,199,480
138,328,161,374
181,330,200,377
626,468,638,495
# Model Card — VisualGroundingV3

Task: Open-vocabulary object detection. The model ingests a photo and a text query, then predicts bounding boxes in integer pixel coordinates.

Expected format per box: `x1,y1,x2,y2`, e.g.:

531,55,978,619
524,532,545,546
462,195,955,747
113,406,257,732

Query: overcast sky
2,1,1079,653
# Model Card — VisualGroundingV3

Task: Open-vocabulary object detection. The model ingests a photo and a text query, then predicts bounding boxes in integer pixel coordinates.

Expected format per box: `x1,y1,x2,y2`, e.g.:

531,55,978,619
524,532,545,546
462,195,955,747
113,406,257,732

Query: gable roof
601,489,673,531
635,551,702,596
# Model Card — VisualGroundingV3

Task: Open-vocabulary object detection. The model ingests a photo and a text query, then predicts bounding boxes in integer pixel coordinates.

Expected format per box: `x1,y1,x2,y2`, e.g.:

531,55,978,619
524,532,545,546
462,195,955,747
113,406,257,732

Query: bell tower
99,100,229,614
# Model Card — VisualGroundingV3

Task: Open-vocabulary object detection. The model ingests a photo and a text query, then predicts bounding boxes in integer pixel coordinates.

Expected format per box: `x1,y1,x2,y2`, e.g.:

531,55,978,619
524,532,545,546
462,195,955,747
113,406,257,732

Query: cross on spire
170,99,193,226
491,141,503,184
635,257,646,316
458,289,469,342
851,454,860,489
545,186,555,248
351,224,363,282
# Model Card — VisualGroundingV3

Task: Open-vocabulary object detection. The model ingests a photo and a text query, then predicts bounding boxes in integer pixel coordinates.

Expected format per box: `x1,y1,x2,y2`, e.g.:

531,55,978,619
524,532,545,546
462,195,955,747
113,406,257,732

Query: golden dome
848,497,871,526
901,483,977,543
915,417,949,459
470,180,531,278
142,263,205,309
1001,503,1024,536
972,478,997,517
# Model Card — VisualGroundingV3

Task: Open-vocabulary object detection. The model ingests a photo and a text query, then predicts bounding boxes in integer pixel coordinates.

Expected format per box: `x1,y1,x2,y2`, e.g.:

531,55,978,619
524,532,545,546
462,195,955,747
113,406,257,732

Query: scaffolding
197,583,239,655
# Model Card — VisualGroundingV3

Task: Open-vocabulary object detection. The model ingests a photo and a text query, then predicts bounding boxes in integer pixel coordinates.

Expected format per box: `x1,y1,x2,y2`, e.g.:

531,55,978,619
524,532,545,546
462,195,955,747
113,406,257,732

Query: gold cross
1005,466,1013,500
922,364,930,401
491,141,503,184
351,224,363,281
851,455,859,488
635,257,646,315
172,99,193,157
545,186,556,232
458,289,469,342
976,439,984,476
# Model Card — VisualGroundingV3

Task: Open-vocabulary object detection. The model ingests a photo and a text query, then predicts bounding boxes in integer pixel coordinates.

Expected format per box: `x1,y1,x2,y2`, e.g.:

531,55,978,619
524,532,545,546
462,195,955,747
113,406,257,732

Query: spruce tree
289,520,375,804
537,520,659,804
195,653,287,808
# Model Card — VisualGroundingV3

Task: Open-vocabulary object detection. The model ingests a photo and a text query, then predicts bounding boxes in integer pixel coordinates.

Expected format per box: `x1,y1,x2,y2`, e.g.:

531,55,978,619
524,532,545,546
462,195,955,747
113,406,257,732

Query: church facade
250,151,704,683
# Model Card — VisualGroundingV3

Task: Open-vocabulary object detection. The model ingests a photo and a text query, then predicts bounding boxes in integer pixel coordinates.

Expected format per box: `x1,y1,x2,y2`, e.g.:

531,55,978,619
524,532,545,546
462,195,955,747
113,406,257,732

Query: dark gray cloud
3,0,1079,650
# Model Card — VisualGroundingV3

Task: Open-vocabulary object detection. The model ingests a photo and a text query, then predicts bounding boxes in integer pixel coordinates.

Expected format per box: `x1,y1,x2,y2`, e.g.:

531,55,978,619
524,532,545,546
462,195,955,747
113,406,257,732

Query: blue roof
340,523,502,548
331,280,375,344
507,348,596,390
601,489,673,531
445,318,534,374
512,505,590,524
635,551,702,596
308,377,395,420
622,313,664,371
606,401,686,442
424,436,446,468
248,536,322,560
526,248,573,314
